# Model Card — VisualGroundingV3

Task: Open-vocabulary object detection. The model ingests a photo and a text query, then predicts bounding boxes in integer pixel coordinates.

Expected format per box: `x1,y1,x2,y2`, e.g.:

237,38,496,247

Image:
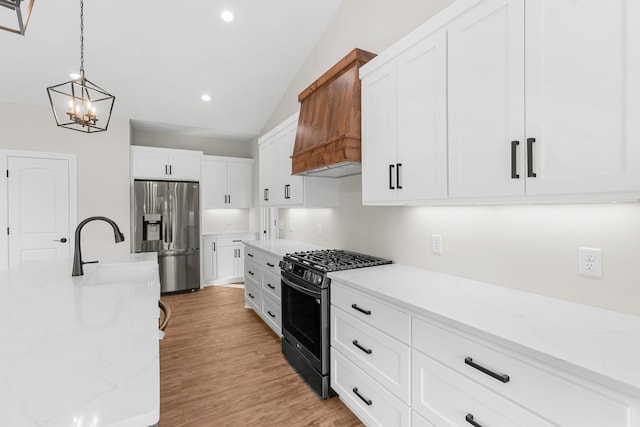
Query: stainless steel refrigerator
133,180,200,293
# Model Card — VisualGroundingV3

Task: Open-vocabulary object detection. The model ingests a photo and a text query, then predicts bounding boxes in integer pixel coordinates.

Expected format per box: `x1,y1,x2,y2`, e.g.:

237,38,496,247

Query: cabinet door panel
168,155,201,181
396,30,448,201
361,61,398,203
227,161,252,208
448,0,525,198
525,0,640,195
277,123,303,205
259,138,276,206
202,237,216,282
132,151,168,179
201,160,227,208
216,244,236,281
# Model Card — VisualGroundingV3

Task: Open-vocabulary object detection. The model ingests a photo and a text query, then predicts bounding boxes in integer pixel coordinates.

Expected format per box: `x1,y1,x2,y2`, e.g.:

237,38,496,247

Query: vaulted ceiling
0,0,343,140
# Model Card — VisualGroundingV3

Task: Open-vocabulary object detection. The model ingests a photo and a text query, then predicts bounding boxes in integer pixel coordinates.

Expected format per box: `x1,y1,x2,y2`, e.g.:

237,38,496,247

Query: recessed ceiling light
201,94,212,102
221,9,234,22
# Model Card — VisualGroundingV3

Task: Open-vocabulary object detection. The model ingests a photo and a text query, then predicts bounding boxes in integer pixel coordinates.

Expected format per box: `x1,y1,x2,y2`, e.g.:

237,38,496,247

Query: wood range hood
291,48,376,177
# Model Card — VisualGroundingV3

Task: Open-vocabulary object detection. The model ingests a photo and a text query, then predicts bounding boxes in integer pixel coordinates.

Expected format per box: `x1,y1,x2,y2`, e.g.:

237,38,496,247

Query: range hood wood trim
293,48,376,176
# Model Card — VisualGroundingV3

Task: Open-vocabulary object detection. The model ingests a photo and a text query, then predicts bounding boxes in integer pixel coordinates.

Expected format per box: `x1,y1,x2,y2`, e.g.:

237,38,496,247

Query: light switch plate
432,235,443,255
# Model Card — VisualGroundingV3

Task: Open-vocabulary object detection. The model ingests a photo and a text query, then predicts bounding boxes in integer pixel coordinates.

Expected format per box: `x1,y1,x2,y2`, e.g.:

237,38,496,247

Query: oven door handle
281,275,321,298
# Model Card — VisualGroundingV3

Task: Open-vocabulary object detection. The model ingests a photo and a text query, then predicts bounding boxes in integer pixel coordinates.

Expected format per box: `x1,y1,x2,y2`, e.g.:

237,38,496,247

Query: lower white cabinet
331,348,411,427
243,243,283,336
202,233,257,286
329,273,640,427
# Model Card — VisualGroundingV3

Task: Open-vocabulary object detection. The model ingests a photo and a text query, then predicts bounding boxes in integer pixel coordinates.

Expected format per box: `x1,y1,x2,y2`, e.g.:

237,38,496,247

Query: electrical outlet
578,247,602,277
432,235,443,255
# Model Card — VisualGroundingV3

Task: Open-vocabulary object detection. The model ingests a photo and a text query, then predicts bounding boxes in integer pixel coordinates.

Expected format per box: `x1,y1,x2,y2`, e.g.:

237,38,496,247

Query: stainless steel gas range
279,249,392,399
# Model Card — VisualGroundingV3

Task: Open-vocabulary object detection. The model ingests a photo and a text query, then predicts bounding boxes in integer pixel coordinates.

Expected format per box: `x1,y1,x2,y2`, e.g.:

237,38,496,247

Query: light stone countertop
243,239,325,257
0,253,160,427
328,263,640,396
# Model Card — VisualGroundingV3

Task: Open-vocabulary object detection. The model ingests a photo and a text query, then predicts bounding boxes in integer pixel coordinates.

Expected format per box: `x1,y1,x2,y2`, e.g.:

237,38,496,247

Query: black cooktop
285,249,392,272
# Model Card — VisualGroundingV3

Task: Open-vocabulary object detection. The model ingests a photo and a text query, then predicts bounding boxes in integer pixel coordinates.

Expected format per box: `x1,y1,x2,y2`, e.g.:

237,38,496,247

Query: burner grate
287,249,392,272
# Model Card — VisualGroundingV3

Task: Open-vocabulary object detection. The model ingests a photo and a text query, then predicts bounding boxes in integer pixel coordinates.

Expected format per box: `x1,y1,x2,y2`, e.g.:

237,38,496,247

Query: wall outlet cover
578,247,602,277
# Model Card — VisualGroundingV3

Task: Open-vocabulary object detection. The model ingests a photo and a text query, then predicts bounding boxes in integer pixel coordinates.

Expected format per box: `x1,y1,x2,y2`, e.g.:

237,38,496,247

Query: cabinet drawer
244,246,261,265
413,317,632,427
261,252,281,275
412,349,553,427
261,270,281,301
244,280,261,312
331,306,410,403
331,348,410,427
216,235,252,246
260,294,281,335
331,282,411,345
244,261,260,283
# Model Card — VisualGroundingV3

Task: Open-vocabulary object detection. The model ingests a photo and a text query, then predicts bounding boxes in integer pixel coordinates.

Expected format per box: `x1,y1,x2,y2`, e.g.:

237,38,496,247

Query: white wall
0,102,131,261
258,0,640,316
132,128,253,158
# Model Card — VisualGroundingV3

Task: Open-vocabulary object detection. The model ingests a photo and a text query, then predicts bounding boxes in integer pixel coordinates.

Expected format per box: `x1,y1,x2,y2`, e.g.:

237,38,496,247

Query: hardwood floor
159,286,364,427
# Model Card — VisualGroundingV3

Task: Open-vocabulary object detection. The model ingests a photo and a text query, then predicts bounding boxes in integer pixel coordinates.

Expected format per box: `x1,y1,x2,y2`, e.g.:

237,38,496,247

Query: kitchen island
0,253,160,427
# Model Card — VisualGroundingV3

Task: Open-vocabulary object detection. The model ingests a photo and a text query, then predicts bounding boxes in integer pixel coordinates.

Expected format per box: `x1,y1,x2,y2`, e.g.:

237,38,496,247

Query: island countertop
0,253,160,427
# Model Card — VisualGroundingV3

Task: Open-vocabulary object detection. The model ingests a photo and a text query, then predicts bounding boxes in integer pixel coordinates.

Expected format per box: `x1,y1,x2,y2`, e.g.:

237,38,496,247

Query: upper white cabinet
361,30,448,204
201,156,253,209
524,0,640,196
449,0,640,199
447,0,525,198
258,113,338,208
361,0,640,204
131,146,202,181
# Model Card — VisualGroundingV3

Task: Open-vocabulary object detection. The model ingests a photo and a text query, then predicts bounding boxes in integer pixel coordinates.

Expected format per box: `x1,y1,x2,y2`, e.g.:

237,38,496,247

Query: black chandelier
0,0,34,35
46,0,115,133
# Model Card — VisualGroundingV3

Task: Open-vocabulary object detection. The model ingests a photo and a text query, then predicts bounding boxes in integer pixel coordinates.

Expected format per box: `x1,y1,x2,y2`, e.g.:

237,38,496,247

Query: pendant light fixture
0,0,34,35
46,0,114,133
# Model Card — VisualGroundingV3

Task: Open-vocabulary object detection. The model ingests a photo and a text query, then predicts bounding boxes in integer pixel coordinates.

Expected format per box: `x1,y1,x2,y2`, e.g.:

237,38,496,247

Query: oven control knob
314,275,322,285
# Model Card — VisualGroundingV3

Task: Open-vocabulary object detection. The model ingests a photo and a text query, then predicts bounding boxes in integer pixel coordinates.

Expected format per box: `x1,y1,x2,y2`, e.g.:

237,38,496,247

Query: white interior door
8,156,72,266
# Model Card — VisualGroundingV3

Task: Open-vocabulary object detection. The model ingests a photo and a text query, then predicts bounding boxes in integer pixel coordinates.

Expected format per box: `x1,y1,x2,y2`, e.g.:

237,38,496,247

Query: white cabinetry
360,0,640,204
258,113,338,208
328,264,640,427
201,156,253,209
131,146,202,181
330,282,411,426
362,29,447,204
202,232,256,286
243,244,283,336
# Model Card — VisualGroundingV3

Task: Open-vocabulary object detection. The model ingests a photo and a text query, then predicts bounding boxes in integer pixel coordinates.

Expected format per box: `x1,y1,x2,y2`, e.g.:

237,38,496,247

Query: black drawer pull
465,357,510,383
351,304,371,315
352,387,372,406
266,262,275,267
527,137,537,178
352,340,372,355
267,310,276,318
510,140,520,179
267,283,275,290
389,164,395,189
247,253,254,258
248,293,255,299
248,270,255,276
466,414,482,427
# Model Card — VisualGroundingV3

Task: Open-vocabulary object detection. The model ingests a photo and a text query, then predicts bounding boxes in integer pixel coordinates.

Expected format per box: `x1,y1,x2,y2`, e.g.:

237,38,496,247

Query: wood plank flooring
159,286,364,427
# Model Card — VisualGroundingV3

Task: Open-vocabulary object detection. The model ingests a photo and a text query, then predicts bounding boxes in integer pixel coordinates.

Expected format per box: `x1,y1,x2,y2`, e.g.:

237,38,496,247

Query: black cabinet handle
511,140,520,179
165,165,168,175
465,357,510,383
352,340,372,355
266,262,275,267
527,137,537,178
267,310,276,318
351,304,371,315
396,163,402,189
228,194,231,204
267,283,275,290
352,387,372,406
248,270,254,276
264,189,269,201
247,253,254,258
169,165,172,175
389,164,395,189
284,184,290,199
248,293,255,299
466,414,482,427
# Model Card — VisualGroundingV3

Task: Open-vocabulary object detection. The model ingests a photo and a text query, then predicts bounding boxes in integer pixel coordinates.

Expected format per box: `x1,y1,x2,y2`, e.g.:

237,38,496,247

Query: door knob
54,237,68,243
